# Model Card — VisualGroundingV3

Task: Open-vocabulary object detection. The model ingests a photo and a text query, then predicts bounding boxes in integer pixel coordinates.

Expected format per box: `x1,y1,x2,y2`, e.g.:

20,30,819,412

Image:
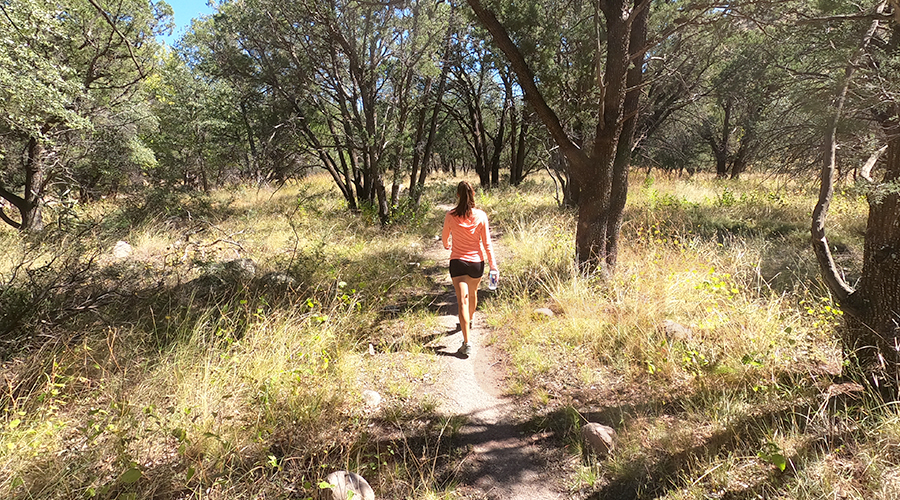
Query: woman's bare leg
468,276,482,324
451,276,471,344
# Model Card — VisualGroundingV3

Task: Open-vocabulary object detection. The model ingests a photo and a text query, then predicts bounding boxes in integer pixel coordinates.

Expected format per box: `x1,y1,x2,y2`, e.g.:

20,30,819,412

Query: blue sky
159,0,216,46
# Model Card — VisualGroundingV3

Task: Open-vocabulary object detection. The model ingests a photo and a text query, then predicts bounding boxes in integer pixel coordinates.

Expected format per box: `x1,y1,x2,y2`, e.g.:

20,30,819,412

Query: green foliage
0,0,170,229
758,441,788,472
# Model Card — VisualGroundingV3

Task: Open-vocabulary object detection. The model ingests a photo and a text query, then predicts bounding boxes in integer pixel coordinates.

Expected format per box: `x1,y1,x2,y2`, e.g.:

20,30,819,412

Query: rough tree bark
0,134,47,232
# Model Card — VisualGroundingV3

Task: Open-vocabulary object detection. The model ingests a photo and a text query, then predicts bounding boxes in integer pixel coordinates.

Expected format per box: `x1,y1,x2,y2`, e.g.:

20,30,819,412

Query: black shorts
449,259,485,279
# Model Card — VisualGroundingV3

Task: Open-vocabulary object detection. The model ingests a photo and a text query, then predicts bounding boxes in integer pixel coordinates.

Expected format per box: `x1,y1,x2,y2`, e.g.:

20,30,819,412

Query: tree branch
0,204,21,229
860,145,888,183
464,0,589,171
0,184,25,210
796,12,893,24
85,0,146,79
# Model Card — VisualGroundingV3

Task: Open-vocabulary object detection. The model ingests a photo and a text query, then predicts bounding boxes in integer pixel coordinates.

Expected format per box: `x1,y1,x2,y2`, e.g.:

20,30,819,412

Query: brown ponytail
451,181,475,218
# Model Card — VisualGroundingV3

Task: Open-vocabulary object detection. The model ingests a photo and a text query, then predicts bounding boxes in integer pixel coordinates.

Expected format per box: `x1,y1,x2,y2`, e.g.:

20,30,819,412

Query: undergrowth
478,173,892,499
0,175,454,499
0,171,894,499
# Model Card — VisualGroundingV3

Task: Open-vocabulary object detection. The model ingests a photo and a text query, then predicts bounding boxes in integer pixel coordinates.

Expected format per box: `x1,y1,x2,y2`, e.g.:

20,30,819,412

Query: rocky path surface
425,206,564,500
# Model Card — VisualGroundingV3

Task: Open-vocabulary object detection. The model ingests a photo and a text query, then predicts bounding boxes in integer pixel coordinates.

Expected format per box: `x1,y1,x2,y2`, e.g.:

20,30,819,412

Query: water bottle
488,270,498,290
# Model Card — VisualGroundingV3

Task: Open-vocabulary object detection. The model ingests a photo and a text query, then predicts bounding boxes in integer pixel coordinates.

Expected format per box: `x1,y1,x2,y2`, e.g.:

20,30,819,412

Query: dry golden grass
477,172,894,499
0,170,897,499
0,174,451,499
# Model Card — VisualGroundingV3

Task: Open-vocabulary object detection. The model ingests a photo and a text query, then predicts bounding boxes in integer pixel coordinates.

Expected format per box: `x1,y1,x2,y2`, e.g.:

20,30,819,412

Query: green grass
0,170,895,499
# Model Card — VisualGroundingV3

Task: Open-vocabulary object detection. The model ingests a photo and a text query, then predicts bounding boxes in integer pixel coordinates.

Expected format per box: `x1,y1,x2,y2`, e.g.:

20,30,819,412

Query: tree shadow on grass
524,376,869,500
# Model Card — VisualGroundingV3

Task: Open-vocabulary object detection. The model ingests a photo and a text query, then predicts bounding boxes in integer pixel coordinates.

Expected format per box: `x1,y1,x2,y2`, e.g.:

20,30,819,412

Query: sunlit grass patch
0,170,885,499
0,174,451,499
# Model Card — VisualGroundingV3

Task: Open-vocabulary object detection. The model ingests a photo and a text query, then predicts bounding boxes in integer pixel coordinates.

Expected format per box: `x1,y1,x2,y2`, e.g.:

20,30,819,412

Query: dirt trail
425,206,564,500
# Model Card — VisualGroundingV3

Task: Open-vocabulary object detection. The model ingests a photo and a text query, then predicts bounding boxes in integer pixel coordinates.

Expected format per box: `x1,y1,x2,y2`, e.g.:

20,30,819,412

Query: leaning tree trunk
811,4,900,387
465,0,646,273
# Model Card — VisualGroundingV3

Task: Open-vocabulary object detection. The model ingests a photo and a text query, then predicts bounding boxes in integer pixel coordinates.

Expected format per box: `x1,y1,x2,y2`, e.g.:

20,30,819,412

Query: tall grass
0,176,453,499
0,171,895,499
479,172,893,499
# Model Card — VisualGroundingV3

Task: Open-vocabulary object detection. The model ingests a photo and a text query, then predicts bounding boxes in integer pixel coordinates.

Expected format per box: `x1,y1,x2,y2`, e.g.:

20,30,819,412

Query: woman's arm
480,214,497,270
442,212,452,250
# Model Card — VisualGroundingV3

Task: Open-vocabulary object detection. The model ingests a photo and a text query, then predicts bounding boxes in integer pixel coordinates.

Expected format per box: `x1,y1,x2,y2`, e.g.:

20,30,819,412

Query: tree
465,0,650,271
0,0,170,230
191,0,452,223
145,52,248,190
811,0,900,388
444,31,506,188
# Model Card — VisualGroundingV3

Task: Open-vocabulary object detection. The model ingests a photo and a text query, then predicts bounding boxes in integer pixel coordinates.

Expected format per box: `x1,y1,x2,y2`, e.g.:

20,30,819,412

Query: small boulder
112,241,133,259
581,422,616,457
224,258,256,282
532,308,555,320
660,320,692,341
362,390,382,407
261,272,298,289
322,471,375,500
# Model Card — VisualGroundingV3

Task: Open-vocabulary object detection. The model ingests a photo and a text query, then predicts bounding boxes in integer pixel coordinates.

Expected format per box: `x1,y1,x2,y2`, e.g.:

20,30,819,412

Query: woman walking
442,181,498,354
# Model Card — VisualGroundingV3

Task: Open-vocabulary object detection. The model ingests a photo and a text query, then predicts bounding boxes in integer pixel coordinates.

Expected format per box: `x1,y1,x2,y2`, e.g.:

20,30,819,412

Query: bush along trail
419,204,565,500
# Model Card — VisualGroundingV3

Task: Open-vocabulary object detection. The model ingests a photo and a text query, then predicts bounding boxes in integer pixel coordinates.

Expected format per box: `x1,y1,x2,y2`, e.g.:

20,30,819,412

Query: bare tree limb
0,203,22,230
463,0,588,173
796,12,893,24
860,145,888,183
85,0,146,79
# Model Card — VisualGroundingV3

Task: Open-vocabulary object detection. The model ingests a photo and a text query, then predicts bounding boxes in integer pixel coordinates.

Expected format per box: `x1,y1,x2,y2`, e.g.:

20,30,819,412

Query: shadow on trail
455,417,554,492
428,345,469,359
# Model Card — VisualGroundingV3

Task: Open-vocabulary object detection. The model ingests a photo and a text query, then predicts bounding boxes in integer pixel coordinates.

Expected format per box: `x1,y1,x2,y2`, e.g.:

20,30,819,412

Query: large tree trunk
465,0,646,273
845,129,900,385
21,136,45,232
0,137,45,232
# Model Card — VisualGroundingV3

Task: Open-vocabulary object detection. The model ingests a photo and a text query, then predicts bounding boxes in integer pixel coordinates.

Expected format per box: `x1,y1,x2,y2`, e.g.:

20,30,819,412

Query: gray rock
322,471,375,500
581,422,616,457
362,390,382,407
660,319,692,341
532,308,555,320
224,258,256,281
112,241,132,259
261,272,298,289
